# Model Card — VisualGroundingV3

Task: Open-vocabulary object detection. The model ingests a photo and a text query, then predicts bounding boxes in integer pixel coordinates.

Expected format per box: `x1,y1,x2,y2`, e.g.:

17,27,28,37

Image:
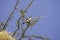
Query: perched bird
30,16,40,26
23,16,32,24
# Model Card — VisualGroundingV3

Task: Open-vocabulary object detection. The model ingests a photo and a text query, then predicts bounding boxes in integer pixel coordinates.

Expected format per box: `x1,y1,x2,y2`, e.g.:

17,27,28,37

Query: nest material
0,31,15,40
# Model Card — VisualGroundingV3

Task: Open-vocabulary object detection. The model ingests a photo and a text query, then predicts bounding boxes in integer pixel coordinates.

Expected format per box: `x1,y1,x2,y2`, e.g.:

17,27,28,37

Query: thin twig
23,35,44,40
17,17,21,29
19,0,34,19
13,17,21,37
18,0,34,31
23,35,49,40
19,24,30,40
3,0,20,30
24,0,34,13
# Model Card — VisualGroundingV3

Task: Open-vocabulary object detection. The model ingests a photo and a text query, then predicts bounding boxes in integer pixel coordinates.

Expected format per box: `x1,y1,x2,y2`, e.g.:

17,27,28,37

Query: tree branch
19,24,30,40
23,35,49,40
23,35,45,40
13,17,21,37
24,0,34,13
3,0,20,30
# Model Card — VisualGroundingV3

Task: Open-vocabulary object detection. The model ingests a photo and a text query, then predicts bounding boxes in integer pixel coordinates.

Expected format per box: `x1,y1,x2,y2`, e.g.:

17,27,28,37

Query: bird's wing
30,17,39,26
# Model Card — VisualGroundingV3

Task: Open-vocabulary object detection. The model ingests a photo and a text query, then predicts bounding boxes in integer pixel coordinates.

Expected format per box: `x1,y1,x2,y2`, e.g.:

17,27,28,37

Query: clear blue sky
0,0,60,40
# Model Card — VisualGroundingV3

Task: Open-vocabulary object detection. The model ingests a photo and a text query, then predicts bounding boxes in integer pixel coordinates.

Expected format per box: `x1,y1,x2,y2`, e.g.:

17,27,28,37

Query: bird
30,16,48,26
23,16,32,24
30,16,40,26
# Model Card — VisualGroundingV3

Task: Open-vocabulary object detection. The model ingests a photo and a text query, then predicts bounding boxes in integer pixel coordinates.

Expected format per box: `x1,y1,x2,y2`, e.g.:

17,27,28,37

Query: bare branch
23,35,44,40
0,22,4,31
14,0,19,9
17,17,21,29
3,0,20,30
19,0,34,19
23,35,49,40
0,0,49,40
24,0,34,13
19,24,30,40
12,28,20,37
12,17,21,37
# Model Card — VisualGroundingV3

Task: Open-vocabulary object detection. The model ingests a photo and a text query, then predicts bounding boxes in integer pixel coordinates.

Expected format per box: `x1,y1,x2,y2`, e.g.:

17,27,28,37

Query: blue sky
0,0,60,40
